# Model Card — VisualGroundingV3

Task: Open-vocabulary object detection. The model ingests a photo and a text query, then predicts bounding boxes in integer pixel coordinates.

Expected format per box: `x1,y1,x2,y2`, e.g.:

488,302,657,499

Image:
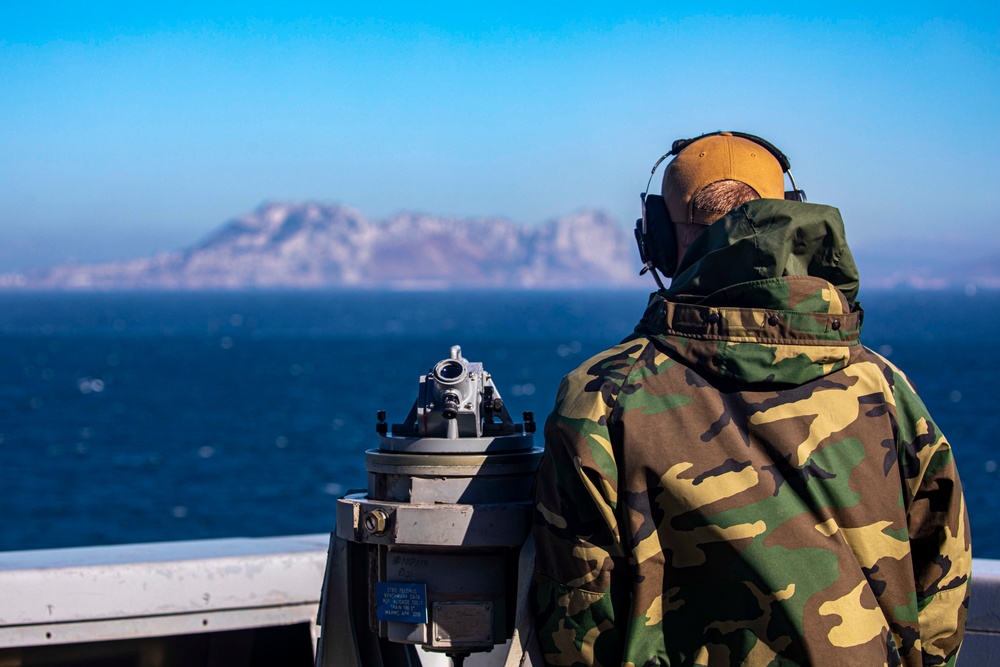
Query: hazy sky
1,3,998,271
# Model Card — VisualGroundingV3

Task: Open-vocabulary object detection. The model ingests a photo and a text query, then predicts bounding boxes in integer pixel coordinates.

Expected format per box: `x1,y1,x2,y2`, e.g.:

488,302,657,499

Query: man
531,132,970,666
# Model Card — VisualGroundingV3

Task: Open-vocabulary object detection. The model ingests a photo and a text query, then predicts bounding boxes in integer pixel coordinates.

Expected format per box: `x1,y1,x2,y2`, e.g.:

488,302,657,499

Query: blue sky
1,3,998,270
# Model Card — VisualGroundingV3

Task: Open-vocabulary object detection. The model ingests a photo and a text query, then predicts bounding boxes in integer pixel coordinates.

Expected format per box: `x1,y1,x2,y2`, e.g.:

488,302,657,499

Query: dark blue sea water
0,289,997,557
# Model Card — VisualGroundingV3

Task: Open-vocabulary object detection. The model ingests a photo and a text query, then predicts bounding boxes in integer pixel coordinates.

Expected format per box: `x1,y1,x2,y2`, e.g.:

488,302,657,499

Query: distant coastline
2,200,998,292
0,202,642,291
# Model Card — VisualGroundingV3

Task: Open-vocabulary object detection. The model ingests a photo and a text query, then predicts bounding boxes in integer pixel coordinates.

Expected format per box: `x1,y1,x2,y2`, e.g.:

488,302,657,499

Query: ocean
0,289,997,557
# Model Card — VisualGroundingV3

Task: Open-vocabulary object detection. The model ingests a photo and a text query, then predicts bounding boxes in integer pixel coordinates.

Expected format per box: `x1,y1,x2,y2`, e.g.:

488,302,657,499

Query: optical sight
315,345,542,667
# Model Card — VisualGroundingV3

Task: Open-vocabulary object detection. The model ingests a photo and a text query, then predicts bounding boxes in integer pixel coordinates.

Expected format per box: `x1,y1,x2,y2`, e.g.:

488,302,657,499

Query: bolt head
362,509,389,536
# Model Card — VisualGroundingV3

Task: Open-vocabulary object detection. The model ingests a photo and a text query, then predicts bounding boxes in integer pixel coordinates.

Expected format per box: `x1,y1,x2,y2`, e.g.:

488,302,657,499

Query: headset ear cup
634,220,649,265
642,195,678,278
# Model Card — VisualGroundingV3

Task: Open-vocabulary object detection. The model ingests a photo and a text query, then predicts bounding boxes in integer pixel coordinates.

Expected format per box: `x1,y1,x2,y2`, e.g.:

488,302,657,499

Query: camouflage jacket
532,200,971,666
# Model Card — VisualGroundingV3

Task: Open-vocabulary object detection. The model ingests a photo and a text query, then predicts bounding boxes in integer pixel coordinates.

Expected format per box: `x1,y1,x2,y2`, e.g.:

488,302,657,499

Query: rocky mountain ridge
4,201,998,291
14,202,645,290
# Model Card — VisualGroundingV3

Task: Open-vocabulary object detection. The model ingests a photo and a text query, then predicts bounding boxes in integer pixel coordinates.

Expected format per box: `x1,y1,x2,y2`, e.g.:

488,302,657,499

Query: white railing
1,536,997,665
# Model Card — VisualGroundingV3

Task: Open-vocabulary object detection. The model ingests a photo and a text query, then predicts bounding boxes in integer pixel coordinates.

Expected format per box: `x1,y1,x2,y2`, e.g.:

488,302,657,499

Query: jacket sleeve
892,369,971,667
531,374,630,667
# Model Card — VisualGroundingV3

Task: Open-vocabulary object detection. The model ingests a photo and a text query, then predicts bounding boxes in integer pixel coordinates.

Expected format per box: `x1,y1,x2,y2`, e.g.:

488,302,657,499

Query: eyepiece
434,359,466,383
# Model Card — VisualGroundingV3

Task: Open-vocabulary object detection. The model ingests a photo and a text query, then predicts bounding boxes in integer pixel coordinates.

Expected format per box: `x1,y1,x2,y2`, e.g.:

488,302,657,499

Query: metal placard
431,601,493,648
376,582,428,623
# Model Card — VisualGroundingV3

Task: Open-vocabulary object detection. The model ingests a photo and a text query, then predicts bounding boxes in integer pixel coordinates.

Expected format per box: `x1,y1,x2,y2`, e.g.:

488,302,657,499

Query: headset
634,131,806,288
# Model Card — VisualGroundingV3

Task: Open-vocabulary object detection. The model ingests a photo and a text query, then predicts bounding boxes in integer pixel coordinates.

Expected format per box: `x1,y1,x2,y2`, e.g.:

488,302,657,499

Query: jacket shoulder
553,339,653,423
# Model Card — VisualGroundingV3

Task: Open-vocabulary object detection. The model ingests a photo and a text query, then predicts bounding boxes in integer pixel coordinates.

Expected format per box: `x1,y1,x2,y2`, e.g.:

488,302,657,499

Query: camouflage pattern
531,201,970,666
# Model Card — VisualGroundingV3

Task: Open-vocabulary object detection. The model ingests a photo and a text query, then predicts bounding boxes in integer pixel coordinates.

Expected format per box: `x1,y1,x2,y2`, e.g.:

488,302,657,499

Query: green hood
666,199,860,307
633,199,864,387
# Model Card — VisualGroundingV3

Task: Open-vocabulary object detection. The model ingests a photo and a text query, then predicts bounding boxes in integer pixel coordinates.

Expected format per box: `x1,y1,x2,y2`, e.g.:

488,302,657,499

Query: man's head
662,133,785,266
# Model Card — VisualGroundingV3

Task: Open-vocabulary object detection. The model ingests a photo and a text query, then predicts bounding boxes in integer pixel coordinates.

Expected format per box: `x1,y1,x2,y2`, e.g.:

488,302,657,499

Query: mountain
5,201,997,291
13,202,646,290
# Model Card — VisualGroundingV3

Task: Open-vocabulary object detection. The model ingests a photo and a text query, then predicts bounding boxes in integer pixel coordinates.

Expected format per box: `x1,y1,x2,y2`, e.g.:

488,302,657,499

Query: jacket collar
664,199,860,308
636,277,861,346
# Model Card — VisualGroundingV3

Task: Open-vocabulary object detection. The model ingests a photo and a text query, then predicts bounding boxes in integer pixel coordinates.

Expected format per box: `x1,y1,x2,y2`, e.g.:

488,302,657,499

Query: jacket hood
666,199,860,306
633,200,864,387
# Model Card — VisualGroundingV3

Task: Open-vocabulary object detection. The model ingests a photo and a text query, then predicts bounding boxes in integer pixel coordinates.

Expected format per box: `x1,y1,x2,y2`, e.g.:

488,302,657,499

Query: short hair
690,179,760,225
